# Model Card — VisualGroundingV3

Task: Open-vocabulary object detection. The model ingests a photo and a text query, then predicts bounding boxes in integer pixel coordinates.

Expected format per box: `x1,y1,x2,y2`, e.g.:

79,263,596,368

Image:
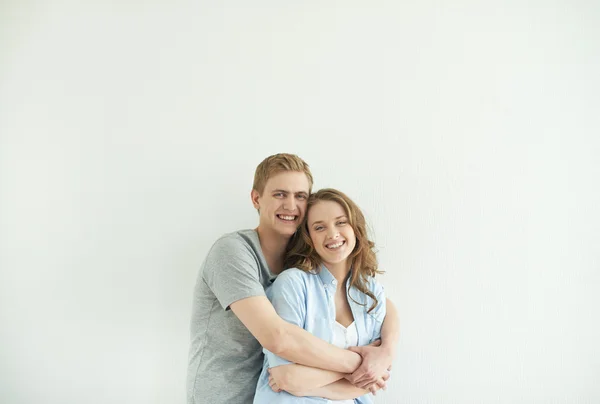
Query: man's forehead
264,172,310,193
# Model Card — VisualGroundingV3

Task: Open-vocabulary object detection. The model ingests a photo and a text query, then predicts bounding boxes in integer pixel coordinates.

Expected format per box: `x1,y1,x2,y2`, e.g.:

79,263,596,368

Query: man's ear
250,189,261,210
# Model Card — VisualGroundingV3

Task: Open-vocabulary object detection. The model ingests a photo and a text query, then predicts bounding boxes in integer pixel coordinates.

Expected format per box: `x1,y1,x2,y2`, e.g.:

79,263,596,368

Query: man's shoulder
209,229,259,254
201,230,262,275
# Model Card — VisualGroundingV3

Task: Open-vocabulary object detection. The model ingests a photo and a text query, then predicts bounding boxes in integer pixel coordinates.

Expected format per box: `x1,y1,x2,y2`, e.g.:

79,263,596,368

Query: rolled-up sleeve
367,278,386,342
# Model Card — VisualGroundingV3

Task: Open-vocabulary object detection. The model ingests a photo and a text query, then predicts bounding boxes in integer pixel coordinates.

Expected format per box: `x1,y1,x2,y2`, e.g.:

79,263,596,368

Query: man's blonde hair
253,153,314,195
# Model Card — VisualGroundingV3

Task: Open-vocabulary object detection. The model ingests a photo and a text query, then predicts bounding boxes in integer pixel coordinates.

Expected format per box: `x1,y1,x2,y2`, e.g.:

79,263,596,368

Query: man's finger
347,345,365,354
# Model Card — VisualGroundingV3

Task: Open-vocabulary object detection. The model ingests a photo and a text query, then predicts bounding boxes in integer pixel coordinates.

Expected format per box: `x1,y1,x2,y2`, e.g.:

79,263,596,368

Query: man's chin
275,224,299,237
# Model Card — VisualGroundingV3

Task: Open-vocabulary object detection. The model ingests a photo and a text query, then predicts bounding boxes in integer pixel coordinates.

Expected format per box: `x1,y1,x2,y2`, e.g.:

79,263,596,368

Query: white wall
1,1,599,403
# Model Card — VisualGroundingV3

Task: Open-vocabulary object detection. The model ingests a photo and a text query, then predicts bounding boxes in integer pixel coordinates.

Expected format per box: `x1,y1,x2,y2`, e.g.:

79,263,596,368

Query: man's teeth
278,215,296,221
326,241,344,249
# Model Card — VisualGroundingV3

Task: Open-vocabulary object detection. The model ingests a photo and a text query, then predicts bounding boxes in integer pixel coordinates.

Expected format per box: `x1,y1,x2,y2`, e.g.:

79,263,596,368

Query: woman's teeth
326,241,344,250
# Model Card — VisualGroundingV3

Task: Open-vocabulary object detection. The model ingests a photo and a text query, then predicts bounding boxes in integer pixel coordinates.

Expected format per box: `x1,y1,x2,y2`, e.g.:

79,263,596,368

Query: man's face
252,171,310,238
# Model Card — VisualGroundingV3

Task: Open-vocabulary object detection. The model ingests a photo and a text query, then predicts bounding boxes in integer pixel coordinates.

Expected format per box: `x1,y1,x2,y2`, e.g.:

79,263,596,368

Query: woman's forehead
308,200,346,223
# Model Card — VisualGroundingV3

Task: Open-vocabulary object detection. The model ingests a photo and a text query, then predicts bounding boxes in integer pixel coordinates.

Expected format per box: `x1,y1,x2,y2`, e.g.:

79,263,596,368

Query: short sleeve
367,277,387,342
263,269,308,368
202,235,266,310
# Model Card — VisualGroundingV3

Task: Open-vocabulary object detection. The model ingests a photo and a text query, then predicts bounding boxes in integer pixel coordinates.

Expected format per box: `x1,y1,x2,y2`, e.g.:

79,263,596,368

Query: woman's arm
269,348,389,398
268,363,345,392
287,379,376,400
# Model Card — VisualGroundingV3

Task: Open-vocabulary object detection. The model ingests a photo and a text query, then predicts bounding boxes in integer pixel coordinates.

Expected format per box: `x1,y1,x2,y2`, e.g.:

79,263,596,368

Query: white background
1,1,599,403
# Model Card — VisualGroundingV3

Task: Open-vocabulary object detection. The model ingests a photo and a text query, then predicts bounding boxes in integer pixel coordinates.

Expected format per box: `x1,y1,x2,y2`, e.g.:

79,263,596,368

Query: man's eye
274,193,284,198
297,195,307,200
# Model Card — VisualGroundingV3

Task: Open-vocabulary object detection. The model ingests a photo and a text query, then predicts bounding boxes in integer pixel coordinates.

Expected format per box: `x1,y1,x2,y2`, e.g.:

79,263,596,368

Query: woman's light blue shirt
253,265,386,404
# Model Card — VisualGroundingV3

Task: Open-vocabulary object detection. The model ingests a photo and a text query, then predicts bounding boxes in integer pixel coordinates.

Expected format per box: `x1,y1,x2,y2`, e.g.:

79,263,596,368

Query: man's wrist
343,350,362,373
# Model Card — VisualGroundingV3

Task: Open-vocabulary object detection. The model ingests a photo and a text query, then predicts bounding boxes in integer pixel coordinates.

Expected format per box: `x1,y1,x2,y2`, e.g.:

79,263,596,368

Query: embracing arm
204,236,362,374
381,298,400,355
288,379,372,400
347,297,400,388
230,296,361,373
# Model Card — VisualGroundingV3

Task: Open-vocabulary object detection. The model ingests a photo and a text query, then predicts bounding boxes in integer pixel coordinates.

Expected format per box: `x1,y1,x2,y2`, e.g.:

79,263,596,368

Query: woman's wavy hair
284,188,383,313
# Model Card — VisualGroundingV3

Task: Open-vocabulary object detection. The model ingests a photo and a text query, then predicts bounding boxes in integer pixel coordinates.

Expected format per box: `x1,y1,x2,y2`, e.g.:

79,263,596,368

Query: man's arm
347,297,400,388
230,295,361,373
380,298,400,356
203,237,361,373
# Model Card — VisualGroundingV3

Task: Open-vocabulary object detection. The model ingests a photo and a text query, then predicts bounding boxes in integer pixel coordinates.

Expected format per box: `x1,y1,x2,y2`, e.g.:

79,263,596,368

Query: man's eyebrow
271,189,308,195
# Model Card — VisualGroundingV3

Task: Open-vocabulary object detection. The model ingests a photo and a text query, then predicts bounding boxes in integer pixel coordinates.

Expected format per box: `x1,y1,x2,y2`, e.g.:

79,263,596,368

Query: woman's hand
268,370,282,393
364,369,391,395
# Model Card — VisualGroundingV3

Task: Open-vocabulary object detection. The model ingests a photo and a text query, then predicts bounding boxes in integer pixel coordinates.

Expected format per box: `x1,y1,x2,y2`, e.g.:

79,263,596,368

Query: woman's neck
323,260,352,289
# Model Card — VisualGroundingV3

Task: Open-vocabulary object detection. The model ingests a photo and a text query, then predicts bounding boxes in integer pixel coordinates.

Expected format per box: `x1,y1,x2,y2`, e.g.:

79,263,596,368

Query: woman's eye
337,221,347,226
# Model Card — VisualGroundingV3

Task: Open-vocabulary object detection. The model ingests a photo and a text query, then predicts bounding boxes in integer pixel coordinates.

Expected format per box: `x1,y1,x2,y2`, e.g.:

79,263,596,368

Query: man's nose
283,196,296,211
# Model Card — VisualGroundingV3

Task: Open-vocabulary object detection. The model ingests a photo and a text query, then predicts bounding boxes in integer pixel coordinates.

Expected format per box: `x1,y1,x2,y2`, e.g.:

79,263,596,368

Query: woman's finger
268,376,281,392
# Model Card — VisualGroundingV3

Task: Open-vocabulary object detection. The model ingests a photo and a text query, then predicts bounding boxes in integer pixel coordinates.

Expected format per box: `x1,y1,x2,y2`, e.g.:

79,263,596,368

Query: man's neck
255,226,290,275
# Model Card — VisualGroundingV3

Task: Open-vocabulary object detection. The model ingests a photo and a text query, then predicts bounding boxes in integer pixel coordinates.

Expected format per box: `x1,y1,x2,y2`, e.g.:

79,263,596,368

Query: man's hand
346,340,394,389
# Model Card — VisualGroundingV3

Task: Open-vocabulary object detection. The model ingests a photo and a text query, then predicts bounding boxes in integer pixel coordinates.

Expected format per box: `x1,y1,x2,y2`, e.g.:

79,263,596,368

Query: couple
187,154,399,403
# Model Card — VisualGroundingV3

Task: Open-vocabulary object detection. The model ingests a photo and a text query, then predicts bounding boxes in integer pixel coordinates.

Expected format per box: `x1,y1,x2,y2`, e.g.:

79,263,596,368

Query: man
187,153,399,403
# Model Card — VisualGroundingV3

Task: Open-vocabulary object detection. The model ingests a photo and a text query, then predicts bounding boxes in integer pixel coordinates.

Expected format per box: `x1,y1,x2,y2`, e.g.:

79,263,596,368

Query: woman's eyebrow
310,216,347,226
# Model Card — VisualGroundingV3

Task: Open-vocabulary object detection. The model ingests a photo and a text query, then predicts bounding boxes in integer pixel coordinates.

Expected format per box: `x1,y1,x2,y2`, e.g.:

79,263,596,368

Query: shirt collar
316,263,337,286
316,263,355,289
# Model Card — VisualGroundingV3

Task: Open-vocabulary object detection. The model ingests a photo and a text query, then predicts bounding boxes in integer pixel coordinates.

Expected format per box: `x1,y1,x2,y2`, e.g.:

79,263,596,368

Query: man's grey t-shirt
187,229,275,404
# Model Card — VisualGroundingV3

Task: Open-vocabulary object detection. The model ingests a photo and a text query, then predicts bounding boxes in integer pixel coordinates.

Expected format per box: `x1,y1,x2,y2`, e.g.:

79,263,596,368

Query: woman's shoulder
275,267,314,283
269,268,316,297
365,274,384,292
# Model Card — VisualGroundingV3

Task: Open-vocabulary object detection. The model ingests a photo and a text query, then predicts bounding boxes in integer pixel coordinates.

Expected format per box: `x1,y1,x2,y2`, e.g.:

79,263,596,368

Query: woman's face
307,200,356,268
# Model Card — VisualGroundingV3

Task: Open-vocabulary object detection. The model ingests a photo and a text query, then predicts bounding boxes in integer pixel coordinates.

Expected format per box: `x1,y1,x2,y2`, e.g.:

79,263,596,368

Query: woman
253,188,387,403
